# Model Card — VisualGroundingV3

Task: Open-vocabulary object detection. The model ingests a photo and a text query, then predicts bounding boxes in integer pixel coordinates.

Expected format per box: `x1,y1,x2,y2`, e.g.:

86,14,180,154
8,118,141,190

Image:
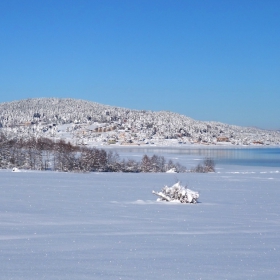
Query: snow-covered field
1,164,280,279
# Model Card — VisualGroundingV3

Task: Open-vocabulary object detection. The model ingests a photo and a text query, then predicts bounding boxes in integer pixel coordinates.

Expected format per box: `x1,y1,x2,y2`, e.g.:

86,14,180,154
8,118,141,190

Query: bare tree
191,158,215,173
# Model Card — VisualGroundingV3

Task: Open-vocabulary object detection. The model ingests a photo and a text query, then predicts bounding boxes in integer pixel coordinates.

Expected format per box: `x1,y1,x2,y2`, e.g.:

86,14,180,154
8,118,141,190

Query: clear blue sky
0,0,279,129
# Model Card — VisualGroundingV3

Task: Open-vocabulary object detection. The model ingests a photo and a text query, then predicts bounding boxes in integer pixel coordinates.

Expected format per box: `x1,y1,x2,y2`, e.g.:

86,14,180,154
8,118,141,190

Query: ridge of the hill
0,98,279,146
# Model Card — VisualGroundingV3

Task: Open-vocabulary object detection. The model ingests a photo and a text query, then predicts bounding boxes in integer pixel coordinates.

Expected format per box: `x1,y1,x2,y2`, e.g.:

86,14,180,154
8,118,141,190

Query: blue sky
0,0,279,129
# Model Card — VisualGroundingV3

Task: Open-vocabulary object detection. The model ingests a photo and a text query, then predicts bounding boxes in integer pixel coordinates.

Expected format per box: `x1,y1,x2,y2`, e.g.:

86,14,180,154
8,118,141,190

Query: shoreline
91,143,280,150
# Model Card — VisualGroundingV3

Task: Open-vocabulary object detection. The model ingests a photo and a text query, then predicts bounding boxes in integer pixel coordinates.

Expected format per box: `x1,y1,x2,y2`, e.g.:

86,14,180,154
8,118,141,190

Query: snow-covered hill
0,98,279,146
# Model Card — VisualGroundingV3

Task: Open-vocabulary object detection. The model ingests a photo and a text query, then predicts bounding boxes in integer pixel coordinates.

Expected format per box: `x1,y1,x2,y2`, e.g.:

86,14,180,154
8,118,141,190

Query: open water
111,147,280,168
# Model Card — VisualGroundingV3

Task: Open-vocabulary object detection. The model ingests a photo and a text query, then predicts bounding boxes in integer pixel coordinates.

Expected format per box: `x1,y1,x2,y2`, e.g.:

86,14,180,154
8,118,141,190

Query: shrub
191,157,215,173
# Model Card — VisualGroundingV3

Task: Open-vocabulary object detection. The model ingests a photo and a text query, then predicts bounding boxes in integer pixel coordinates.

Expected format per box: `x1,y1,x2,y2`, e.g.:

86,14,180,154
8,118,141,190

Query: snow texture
0,160,280,279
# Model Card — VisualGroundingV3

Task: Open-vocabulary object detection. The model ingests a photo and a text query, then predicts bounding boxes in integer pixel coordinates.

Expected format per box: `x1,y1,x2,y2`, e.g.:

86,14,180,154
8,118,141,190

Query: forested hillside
0,98,279,146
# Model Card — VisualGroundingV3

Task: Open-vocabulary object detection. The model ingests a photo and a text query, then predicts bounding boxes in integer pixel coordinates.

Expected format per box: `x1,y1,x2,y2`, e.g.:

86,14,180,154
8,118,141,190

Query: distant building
217,137,230,142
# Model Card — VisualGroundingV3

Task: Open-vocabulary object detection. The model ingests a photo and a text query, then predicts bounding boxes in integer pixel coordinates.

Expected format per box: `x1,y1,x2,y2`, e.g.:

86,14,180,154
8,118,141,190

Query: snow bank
12,167,20,172
166,167,177,173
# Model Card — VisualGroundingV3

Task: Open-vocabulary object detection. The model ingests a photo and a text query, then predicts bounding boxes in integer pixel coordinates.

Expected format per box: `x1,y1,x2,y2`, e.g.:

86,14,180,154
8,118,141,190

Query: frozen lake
0,152,280,279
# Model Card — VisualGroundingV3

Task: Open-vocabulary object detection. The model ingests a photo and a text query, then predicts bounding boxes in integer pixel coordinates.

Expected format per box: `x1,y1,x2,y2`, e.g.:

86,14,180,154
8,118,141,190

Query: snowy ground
0,164,280,279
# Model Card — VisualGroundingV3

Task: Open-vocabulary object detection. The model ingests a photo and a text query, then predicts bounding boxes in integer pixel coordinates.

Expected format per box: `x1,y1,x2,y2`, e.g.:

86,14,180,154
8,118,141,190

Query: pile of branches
153,182,199,203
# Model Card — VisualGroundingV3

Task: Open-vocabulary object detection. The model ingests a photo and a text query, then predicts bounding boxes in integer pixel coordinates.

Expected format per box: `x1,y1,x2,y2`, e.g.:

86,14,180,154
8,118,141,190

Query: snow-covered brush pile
152,182,199,203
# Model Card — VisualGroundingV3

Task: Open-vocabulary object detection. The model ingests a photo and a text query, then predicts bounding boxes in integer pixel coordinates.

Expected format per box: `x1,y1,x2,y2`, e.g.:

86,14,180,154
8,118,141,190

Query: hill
0,98,279,146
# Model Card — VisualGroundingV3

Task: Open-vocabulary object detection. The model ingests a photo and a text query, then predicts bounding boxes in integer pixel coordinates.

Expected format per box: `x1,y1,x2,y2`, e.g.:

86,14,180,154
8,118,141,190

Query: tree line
0,134,188,173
